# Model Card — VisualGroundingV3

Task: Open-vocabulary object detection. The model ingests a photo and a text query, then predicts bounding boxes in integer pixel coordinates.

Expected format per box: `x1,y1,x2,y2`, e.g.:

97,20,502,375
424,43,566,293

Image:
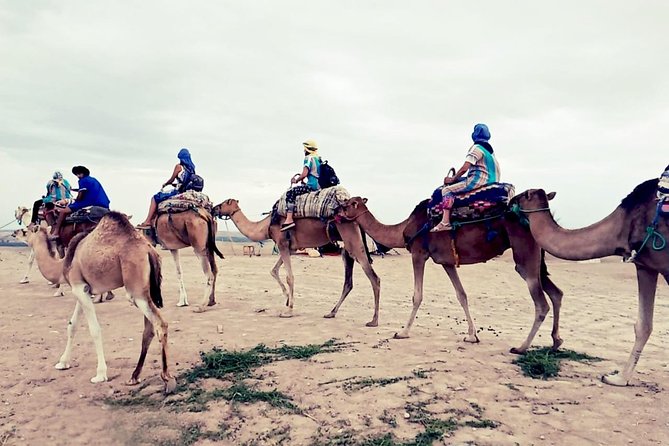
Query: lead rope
625,200,667,262
0,219,17,230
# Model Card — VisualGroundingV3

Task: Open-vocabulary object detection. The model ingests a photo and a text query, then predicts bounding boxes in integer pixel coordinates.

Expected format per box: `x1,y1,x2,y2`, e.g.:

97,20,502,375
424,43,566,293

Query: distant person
282,139,321,231
137,148,202,228
50,166,110,239
431,123,501,232
30,171,72,225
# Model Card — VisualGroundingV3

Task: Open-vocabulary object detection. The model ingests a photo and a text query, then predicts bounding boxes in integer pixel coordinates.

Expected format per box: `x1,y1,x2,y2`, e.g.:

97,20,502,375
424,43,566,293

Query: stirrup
281,222,296,232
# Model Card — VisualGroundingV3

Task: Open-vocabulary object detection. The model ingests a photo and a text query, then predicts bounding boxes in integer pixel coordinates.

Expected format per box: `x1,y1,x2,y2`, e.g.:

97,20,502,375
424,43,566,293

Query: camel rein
0,218,18,230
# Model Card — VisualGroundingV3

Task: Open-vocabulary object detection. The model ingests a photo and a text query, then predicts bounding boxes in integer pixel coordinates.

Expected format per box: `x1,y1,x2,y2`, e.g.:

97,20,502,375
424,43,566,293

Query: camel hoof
53,290,65,297
192,306,206,314
393,332,409,339
91,374,108,384
365,320,378,327
602,373,628,387
55,362,70,370
323,312,336,319
177,301,189,307
19,278,29,284
464,335,480,344
163,377,177,395
509,347,525,355
551,338,564,351
105,293,115,301
207,301,217,307
126,378,141,386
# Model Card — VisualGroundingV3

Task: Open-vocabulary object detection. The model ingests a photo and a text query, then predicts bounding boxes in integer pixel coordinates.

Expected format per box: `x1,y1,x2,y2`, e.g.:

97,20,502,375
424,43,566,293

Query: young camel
58,212,176,393
212,199,381,326
148,209,223,311
516,180,668,386
340,197,565,353
13,226,114,303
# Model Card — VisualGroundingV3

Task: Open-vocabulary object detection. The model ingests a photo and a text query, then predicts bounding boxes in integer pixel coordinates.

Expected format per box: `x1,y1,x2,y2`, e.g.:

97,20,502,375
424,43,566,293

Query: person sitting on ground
431,123,501,232
281,139,322,232
30,171,72,225
50,166,110,238
137,148,199,228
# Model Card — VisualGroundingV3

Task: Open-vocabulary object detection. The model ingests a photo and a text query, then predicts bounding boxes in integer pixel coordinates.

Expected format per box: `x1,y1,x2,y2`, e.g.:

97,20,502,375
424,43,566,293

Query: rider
30,171,73,225
281,139,321,231
137,148,198,228
50,166,111,238
431,123,501,232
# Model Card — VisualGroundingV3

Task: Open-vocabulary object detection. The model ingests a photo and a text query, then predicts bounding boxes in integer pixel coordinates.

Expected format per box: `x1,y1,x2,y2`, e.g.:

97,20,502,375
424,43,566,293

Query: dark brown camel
516,179,668,386
340,197,565,352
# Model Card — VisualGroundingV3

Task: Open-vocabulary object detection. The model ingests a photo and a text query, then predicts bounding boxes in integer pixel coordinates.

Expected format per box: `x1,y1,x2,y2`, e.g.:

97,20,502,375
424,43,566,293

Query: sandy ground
0,243,667,446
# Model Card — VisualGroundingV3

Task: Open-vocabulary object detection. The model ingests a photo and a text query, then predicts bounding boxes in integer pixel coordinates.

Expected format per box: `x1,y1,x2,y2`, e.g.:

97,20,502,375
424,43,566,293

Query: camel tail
360,228,373,265
540,249,550,278
206,214,224,259
148,250,164,309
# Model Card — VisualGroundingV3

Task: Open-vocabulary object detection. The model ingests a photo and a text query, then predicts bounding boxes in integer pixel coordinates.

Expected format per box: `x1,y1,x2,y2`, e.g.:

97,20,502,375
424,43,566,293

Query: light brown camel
212,199,381,326
13,226,115,303
340,197,565,352
146,210,223,311
57,212,176,393
516,179,668,386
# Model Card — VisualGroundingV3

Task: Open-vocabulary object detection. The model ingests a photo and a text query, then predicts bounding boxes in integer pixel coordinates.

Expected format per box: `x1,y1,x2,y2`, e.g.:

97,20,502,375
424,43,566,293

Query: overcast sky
1,1,667,230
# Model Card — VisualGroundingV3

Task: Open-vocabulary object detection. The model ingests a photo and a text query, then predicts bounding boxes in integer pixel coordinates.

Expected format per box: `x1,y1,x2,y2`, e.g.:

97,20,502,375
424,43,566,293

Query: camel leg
352,245,381,327
278,248,296,318
541,275,564,350
134,298,176,394
67,284,108,383
394,252,427,339
19,249,35,284
55,301,81,370
270,257,290,301
443,265,479,343
603,265,658,386
171,250,189,307
128,316,154,386
53,284,65,297
510,263,549,354
324,251,355,319
105,290,115,301
191,251,216,313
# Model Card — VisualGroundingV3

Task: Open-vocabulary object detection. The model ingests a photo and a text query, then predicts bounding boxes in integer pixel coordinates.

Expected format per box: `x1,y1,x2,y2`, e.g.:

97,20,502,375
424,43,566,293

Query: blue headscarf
471,123,491,144
178,148,196,174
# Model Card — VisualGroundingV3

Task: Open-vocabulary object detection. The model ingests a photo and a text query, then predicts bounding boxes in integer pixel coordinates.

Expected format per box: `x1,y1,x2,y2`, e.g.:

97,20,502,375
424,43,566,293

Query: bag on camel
318,160,340,189
179,172,205,193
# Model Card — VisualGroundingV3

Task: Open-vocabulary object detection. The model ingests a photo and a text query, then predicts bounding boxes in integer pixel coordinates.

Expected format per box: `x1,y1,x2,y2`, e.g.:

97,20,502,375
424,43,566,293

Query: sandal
280,222,296,232
136,223,152,229
430,222,452,232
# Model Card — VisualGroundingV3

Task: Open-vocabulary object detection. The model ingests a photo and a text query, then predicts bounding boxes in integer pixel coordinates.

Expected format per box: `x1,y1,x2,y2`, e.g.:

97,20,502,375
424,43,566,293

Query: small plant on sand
513,347,602,379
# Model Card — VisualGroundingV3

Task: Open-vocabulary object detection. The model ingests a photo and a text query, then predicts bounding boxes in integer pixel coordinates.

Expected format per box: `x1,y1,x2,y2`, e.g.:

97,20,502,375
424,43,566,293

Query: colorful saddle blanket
275,185,351,219
158,190,212,214
65,206,110,224
431,183,515,222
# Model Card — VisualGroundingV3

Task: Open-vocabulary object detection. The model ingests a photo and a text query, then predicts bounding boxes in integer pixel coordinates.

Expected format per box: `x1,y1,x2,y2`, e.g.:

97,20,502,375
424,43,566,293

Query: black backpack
318,160,340,189
180,172,205,193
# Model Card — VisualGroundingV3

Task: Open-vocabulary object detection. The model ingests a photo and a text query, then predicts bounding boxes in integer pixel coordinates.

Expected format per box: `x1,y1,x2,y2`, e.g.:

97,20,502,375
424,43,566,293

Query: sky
1,1,668,230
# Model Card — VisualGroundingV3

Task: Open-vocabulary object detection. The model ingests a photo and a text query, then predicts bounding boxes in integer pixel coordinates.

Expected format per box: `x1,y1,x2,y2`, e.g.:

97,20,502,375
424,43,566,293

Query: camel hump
63,230,93,272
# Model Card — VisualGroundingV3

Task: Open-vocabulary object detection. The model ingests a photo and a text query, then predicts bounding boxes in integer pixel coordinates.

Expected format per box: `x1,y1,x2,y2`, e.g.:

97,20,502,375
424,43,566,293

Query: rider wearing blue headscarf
137,148,200,228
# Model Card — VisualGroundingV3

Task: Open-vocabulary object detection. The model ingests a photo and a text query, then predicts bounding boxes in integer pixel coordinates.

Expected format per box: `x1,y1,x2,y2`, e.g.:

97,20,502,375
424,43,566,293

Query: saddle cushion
431,183,515,222
65,206,110,224
275,185,350,218
157,190,212,214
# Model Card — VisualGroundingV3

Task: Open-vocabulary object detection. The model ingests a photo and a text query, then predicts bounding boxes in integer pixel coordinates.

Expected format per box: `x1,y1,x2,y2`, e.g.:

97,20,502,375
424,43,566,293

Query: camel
144,209,223,311
212,199,381,326
516,179,668,386
12,226,114,303
14,205,99,283
339,197,565,353
57,212,176,393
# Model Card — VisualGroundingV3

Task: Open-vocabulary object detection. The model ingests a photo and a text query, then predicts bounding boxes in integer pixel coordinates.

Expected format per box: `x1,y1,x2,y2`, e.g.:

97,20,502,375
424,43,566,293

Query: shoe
430,222,452,232
281,222,296,232
136,223,152,229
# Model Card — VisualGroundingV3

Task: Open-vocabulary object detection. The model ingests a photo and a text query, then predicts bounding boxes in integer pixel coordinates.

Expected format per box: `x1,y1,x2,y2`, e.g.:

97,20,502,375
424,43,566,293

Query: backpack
179,172,205,193
318,160,340,189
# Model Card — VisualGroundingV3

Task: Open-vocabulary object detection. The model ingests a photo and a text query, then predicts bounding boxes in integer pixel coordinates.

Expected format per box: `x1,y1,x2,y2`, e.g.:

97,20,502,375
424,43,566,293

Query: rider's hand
444,176,454,185
290,177,297,184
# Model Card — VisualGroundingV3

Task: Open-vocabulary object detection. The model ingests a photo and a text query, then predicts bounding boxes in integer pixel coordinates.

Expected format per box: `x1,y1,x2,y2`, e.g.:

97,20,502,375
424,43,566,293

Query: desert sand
0,243,666,445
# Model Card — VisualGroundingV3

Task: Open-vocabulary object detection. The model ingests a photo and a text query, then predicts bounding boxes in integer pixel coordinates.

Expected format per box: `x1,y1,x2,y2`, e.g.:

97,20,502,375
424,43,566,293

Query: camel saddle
157,190,213,215
65,206,110,224
430,182,516,222
274,185,351,219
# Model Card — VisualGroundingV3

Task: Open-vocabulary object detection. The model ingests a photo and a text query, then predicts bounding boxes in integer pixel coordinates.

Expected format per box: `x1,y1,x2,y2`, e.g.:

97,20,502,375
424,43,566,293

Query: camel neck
354,211,409,248
526,207,629,260
31,234,64,283
230,211,270,242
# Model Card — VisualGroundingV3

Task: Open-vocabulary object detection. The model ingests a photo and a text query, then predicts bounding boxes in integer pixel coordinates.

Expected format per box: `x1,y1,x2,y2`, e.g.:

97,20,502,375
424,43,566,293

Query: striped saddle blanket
275,186,351,219
158,190,212,214
432,183,516,222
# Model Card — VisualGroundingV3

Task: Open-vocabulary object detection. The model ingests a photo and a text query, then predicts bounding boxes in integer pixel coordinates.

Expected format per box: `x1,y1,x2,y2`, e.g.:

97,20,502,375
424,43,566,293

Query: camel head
339,197,369,220
516,189,556,212
15,206,30,225
11,225,42,246
212,199,241,218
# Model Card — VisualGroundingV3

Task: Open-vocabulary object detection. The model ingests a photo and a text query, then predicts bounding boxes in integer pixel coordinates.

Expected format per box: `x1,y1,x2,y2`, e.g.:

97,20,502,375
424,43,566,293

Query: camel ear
362,198,368,204
546,192,556,201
